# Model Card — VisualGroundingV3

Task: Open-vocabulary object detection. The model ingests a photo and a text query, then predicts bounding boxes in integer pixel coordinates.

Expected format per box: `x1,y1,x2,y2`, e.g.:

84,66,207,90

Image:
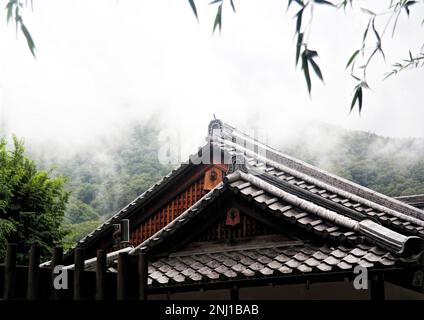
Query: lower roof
147,239,398,288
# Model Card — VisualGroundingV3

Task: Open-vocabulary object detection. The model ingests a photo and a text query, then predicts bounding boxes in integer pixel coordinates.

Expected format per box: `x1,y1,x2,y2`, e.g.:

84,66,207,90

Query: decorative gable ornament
226,207,241,226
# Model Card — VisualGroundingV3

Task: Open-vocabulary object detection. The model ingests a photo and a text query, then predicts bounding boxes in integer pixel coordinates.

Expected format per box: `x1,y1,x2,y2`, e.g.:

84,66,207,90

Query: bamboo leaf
230,0,236,13
350,86,360,112
20,22,36,58
295,7,304,34
313,0,335,6
212,3,222,34
309,57,324,82
6,0,16,24
350,86,363,114
302,52,311,94
345,50,360,69
295,33,304,66
188,0,198,21
404,0,417,16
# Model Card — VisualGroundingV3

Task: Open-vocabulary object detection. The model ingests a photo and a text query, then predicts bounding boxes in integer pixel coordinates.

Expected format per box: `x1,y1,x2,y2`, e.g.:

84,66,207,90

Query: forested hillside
281,122,424,197
31,120,173,248
31,121,424,248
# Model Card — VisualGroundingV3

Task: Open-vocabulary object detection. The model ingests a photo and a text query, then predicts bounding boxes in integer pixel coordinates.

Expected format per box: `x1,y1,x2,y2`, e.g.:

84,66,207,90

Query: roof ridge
208,119,424,222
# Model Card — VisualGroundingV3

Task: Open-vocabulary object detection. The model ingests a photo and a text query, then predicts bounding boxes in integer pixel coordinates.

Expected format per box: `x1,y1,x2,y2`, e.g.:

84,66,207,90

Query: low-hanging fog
0,0,423,168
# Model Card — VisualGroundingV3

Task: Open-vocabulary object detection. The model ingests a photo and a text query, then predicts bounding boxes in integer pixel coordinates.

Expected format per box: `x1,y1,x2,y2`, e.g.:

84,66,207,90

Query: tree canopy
0,136,68,260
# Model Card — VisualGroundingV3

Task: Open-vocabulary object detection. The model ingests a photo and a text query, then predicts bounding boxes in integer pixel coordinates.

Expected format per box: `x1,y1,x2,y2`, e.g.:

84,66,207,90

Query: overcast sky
0,0,423,154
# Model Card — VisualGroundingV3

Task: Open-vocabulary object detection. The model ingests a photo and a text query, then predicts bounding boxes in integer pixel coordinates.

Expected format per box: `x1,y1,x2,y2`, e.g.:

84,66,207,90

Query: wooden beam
73,248,84,300
27,245,40,300
3,243,17,300
96,250,107,300
138,253,148,300
117,252,128,300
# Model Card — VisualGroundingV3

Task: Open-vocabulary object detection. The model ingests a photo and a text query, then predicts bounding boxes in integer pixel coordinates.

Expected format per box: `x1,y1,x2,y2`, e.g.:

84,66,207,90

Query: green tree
0,136,69,260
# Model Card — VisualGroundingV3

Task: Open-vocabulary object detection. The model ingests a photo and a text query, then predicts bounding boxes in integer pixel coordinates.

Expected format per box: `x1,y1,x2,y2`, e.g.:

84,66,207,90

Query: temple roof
45,119,424,273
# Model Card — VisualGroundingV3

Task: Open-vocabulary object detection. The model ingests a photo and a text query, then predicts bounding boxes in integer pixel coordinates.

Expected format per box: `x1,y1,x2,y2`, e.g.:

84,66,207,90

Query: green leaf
309,57,324,82
313,0,335,6
20,22,36,58
295,7,304,34
6,1,16,24
188,0,198,21
301,52,311,94
358,86,363,113
350,86,363,113
350,86,359,112
345,50,360,69
230,0,236,13
212,3,222,34
404,0,417,16
295,33,304,66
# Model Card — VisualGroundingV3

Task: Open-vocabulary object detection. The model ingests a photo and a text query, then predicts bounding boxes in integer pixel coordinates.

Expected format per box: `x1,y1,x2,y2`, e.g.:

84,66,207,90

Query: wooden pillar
3,243,17,300
51,247,63,300
117,252,128,300
370,274,385,300
230,285,239,301
27,245,40,300
138,253,148,300
96,250,107,300
73,248,84,300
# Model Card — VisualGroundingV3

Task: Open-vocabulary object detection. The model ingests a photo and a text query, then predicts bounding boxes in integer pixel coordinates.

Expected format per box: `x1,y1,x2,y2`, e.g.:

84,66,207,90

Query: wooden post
230,285,239,301
96,250,107,300
51,247,63,300
117,252,128,300
3,243,17,300
27,245,40,300
138,253,148,300
370,274,385,300
73,248,84,300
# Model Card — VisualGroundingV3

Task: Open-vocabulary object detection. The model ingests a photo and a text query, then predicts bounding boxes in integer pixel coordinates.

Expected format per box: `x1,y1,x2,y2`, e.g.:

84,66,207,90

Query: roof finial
213,113,217,120
208,118,223,137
